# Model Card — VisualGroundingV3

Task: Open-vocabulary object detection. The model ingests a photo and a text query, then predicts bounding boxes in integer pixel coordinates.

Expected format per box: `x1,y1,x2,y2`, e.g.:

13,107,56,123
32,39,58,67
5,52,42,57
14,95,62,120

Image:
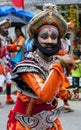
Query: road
0,94,81,130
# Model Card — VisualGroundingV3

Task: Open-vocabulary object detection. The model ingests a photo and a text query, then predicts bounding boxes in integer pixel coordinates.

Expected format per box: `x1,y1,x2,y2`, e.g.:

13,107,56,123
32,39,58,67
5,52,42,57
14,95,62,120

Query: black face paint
33,38,61,56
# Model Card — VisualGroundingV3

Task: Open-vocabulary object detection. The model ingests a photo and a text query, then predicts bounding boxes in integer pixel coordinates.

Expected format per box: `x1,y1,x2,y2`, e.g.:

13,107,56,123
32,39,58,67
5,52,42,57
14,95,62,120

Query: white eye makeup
38,32,58,40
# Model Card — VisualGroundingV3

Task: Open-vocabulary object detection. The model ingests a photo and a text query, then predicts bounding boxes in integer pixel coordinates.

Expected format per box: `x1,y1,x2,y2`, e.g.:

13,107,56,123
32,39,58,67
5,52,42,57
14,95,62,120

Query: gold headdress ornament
27,3,67,39
0,18,11,28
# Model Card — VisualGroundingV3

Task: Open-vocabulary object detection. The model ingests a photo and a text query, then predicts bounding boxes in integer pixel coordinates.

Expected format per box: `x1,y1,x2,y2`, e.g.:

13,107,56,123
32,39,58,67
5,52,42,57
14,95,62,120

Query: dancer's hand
55,54,75,67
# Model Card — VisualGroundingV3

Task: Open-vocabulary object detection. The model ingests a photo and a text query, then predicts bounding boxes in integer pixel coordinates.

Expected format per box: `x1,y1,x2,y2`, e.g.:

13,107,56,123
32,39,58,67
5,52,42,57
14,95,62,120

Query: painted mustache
44,43,59,49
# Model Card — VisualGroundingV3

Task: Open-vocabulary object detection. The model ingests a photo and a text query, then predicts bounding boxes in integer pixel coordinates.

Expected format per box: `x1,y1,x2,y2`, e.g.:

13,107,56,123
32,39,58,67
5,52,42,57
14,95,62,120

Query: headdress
0,18,11,28
28,3,67,39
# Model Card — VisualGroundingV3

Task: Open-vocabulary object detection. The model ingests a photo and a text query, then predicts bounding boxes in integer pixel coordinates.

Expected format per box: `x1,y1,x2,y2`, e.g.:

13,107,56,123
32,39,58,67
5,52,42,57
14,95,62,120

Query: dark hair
15,26,21,31
73,49,81,57
32,38,37,52
15,26,25,38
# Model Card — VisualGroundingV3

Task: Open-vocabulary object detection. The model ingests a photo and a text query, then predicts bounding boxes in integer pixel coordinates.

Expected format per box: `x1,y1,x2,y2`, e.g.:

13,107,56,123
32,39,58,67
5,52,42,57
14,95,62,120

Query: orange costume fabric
63,76,70,89
10,35,25,58
13,35,25,51
7,53,69,130
56,49,68,56
56,48,70,89
0,44,17,74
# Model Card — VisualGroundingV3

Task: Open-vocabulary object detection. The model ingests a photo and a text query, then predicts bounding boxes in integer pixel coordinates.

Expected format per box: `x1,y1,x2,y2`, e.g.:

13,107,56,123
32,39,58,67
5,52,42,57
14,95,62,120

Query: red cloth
13,97,53,115
11,0,24,8
0,48,6,58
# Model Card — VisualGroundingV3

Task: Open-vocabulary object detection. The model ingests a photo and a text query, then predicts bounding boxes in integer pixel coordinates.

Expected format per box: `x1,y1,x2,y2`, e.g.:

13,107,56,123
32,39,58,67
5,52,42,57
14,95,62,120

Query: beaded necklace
28,51,56,78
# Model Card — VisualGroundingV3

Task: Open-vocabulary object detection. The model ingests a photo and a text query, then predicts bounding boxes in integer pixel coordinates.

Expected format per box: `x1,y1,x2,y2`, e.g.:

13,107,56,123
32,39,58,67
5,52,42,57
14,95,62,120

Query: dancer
0,19,16,105
7,3,75,130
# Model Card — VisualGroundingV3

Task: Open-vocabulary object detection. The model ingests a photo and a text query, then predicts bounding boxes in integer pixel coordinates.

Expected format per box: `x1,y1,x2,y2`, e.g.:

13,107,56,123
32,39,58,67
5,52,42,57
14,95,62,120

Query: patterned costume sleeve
21,63,64,102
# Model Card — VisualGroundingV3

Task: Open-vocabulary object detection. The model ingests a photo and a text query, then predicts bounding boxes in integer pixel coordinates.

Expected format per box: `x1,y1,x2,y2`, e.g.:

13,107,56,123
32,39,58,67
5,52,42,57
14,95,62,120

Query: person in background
10,26,25,68
24,37,33,57
71,49,81,100
56,35,74,113
0,19,17,106
54,33,73,111
64,32,71,53
7,3,76,130
62,75,74,112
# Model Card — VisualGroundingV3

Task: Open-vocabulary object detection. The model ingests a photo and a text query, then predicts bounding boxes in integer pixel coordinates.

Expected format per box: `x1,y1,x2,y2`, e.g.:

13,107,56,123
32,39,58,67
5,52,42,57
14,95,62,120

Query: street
0,94,81,130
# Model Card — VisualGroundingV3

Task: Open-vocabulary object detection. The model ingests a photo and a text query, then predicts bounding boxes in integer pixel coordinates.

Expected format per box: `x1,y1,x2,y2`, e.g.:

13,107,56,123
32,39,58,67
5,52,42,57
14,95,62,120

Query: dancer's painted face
37,25,60,56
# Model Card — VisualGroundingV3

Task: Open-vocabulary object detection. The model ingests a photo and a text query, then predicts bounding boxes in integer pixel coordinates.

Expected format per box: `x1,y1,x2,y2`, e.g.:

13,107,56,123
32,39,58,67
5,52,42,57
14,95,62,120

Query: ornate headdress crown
28,3,67,39
43,3,58,13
